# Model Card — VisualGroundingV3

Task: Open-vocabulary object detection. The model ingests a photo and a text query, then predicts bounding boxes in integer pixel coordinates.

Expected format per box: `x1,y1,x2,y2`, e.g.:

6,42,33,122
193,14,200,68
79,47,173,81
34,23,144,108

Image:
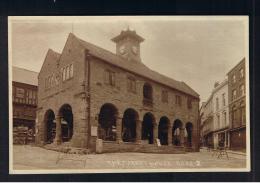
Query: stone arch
142,112,155,144
158,116,170,145
172,119,183,146
43,109,56,143
185,122,193,147
122,108,139,142
98,103,118,141
58,104,74,142
143,82,153,101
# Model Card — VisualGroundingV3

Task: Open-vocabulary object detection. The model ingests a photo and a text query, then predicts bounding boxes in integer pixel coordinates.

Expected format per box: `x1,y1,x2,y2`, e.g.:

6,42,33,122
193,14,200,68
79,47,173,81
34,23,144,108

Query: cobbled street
12,145,247,171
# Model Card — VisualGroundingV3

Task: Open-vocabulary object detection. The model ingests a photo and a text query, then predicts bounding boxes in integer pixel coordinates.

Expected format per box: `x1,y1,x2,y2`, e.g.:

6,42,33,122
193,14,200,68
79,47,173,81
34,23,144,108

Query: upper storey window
16,87,25,98
232,89,237,101
216,97,219,110
127,77,136,93
187,98,192,109
104,69,115,86
240,68,244,79
240,84,245,96
222,93,226,106
232,74,236,84
175,95,182,106
62,64,74,81
161,90,168,103
143,82,153,103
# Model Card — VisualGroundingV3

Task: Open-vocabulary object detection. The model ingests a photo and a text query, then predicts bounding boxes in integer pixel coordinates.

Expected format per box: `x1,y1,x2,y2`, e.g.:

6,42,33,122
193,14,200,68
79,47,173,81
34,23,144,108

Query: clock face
131,46,138,55
119,45,125,54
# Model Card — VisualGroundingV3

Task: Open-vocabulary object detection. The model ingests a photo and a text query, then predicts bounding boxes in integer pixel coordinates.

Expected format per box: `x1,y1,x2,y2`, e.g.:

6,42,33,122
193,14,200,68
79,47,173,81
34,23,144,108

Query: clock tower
111,28,144,62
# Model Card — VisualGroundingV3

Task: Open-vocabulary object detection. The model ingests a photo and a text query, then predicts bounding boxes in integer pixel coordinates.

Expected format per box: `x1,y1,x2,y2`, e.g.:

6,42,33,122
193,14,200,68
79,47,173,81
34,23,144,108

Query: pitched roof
39,49,61,75
71,33,199,98
111,29,144,43
12,66,38,86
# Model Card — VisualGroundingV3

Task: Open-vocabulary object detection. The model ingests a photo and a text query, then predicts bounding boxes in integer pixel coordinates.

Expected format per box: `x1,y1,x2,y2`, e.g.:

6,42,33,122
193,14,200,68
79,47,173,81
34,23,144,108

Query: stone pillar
180,128,185,147
53,115,62,145
168,123,173,146
153,123,158,144
116,117,123,143
136,120,142,144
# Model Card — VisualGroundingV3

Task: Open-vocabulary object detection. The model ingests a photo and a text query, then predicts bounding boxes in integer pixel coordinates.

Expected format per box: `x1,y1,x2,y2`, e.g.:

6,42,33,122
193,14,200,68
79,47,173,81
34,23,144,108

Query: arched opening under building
142,112,155,144
158,116,169,145
186,122,193,147
98,103,118,141
44,109,56,144
172,119,183,146
59,104,73,142
122,108,138,142
143,83,153,102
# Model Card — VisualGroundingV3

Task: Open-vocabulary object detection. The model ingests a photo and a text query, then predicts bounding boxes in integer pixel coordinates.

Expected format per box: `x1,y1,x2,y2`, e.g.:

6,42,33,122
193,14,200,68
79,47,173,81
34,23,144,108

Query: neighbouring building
36,29,200,153
200,95,214,148
227,58,246,151
212,79,229,149
12,66,38,143
200,58,247,151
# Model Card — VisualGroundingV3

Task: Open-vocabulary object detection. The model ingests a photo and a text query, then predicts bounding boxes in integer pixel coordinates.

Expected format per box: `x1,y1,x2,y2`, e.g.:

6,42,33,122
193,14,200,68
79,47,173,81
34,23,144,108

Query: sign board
156,138,161,147
91,126,98,136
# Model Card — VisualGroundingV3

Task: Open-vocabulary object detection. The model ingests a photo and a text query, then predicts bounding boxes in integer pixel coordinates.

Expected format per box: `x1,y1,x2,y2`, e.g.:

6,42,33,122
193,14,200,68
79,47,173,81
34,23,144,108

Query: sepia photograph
8,16,250,174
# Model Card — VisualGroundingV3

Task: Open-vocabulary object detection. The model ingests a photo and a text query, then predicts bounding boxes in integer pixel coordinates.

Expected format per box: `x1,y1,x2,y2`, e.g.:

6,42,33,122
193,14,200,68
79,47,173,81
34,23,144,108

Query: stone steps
102,142,186,154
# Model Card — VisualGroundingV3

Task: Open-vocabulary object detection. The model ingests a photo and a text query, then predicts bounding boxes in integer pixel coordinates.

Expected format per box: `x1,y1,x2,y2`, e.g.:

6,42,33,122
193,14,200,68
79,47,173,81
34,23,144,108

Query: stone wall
88,56,200,151
37,33,200,152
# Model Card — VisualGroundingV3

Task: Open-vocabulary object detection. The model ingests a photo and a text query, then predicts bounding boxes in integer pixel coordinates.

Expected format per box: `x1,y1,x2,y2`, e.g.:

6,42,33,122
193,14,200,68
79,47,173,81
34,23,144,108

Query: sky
9,16,248,103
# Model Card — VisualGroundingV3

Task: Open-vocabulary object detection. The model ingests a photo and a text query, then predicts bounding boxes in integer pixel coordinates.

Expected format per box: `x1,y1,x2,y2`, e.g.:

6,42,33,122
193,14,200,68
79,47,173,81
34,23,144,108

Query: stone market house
36,29,200,153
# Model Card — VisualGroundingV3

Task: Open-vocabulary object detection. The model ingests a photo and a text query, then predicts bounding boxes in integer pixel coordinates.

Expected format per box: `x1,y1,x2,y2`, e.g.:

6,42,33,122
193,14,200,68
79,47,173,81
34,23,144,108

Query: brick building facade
227,58,246,150
36,29,200,153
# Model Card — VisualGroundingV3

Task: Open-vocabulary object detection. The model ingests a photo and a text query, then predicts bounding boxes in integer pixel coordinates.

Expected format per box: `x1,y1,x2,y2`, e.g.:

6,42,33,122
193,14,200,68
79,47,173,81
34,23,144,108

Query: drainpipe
197,100,201,151
85,49,91,148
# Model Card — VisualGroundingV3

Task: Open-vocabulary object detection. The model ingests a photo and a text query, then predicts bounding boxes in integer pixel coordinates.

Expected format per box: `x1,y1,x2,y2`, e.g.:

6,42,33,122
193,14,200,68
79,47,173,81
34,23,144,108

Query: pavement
12,145,247,171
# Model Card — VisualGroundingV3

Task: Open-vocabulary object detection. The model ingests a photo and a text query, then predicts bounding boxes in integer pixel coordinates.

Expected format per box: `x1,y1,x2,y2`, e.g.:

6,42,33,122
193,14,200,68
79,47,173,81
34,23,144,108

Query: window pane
69,64,73,78
111,72,115,86
16,88,25,98
66,66,70,80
